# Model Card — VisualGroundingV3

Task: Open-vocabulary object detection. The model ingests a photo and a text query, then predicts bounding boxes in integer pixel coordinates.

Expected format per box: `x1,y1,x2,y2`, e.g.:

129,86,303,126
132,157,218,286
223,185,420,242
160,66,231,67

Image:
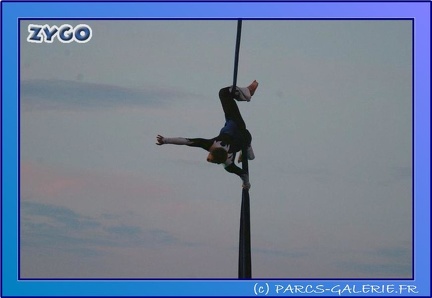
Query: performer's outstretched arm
156,135,213,151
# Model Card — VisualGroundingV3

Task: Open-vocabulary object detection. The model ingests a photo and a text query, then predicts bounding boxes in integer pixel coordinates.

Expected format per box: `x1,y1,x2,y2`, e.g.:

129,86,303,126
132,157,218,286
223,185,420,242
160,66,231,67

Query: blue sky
20,20,412,278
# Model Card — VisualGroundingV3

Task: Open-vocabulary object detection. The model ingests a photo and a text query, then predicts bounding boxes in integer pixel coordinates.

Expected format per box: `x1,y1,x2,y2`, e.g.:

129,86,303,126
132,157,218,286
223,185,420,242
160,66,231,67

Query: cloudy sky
19,20,412,279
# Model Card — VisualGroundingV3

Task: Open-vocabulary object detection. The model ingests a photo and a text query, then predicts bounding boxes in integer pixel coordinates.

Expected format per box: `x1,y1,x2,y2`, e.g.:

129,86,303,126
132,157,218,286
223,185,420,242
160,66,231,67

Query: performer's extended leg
218,81,258,130
219,87,246,130
219,82,258,161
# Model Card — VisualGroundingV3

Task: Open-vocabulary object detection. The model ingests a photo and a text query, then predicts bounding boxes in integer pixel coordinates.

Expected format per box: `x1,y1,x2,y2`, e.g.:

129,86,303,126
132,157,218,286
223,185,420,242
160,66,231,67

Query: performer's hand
242,182,251,190
156,135,165,145
240,173,250,189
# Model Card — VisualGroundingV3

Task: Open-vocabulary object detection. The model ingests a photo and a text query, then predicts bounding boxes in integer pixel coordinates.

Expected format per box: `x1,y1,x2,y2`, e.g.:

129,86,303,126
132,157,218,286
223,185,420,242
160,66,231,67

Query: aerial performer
156,80,259,190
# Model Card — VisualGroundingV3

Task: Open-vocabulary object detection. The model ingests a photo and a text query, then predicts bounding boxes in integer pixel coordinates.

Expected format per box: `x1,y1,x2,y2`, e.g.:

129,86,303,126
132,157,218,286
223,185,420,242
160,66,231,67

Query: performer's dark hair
210,147,228,164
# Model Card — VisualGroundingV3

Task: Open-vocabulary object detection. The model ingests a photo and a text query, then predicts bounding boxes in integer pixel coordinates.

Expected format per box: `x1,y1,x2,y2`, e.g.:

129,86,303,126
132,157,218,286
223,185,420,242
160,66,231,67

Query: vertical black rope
233,19,251,279
232,20,242,95
239,151,251,279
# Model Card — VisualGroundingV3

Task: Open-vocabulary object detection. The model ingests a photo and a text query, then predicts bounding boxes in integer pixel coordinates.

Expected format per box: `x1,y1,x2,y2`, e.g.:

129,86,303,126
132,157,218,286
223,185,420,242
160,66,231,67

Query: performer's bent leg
243,129,252,146
237,129,255,162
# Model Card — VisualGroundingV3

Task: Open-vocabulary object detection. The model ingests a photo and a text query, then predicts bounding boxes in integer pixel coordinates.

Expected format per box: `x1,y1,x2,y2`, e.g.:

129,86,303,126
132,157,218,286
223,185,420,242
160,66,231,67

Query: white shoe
229,86,251,102
238,152,242,163
247,145,255,160
237,145,255,163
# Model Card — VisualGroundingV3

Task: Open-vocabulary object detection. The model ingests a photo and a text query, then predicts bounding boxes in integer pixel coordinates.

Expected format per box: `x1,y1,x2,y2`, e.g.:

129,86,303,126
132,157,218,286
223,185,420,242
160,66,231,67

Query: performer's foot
247,80,259,96
231,80,258,102
237,145,255,163
232,87,251,102
247,145,255,160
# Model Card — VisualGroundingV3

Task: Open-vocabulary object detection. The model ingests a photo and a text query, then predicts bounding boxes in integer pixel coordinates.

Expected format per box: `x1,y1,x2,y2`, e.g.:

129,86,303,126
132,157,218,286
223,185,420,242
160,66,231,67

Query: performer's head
207,147,227,164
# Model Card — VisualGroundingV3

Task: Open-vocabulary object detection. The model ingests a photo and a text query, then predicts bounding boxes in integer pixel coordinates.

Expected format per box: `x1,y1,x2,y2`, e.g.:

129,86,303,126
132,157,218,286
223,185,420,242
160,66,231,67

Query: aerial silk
232,20,252,280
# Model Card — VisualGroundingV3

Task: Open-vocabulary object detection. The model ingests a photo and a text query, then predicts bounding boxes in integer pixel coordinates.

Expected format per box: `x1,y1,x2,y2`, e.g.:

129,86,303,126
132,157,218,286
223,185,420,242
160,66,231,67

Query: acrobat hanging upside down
156,80,259,189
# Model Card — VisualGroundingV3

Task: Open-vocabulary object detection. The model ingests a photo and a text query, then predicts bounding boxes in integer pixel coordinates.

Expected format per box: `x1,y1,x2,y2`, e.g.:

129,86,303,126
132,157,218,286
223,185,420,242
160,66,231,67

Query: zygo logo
27,24,92,43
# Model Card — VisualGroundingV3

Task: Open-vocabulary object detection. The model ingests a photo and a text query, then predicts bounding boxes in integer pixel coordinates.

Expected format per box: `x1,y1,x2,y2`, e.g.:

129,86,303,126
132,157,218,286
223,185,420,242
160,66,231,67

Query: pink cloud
21,161,84,198
20,161,169,202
